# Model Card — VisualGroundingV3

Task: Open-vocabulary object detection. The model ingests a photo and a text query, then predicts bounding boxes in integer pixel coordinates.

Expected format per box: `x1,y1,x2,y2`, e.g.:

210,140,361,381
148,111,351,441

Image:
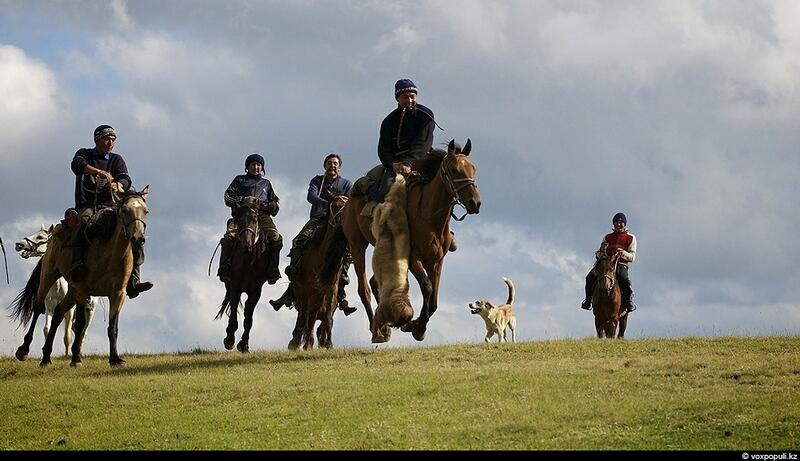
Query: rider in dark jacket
217,153,283,284
69,125,152,299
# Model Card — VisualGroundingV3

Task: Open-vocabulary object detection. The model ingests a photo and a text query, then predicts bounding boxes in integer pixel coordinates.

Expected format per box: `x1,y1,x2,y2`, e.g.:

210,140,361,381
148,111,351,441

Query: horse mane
410,148,447,181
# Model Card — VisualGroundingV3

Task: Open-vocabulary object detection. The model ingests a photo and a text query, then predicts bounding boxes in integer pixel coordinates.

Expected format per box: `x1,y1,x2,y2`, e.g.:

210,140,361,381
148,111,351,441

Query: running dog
469,277,517,343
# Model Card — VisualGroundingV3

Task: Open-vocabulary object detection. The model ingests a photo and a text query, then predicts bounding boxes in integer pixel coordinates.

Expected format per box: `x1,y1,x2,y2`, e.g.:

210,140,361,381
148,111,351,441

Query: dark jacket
377,104,435,168
224,173,280,216
307,174,353,220
71,148,132,209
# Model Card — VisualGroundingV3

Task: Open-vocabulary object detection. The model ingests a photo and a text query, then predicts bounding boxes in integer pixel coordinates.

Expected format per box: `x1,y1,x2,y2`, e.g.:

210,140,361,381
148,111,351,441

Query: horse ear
141,184,150,199
462,139,472,156
447,139,456,155
48,224,55,233
40,224,46,231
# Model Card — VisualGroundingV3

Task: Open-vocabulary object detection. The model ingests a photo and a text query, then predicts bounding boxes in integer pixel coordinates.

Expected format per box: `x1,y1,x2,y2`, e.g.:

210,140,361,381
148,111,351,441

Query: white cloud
0,45,64,155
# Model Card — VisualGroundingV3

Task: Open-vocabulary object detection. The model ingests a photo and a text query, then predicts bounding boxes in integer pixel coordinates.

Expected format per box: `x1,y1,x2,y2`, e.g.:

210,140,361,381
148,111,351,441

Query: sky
1,0,798,357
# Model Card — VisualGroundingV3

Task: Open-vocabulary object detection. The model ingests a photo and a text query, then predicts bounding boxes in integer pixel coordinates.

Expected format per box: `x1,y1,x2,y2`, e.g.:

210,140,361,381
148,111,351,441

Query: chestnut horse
341,139,481,340
215,197,273,353
591,248,628,338
9,187,150,367
286,201,349,350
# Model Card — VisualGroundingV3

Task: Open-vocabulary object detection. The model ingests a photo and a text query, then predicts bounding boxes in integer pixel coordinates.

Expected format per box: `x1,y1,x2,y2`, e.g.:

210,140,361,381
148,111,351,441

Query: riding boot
581,271,596,310
337,270,356,316
126,264,153,299
266,239,282,285
284,248,304,281
448,230,458,252
270,284,295,311
127,243,152,299
217,237,234,283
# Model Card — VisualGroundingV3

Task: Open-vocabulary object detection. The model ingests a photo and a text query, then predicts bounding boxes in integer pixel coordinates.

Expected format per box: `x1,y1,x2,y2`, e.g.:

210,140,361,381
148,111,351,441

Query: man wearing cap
353,78,435,203
581,212,638,313
69,124,153,298
216,153,283,285
270,153,355,315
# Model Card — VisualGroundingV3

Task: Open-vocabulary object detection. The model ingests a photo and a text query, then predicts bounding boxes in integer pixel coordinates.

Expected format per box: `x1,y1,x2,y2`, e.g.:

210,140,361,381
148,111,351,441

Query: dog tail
502,277,515,305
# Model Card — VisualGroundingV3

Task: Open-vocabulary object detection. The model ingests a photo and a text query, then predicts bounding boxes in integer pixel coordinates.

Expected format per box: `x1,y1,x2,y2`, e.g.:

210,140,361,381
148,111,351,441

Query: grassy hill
1,336,798,450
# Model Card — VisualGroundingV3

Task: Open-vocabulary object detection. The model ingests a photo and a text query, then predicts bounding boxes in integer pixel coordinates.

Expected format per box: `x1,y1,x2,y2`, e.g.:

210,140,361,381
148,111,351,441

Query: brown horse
285,202,349,350
591,248,628,338
9,186,150,367
215,197,273,353
341,139,481,340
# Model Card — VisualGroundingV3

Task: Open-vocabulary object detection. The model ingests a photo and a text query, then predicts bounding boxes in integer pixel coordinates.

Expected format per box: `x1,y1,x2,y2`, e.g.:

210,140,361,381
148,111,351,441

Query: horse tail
502,277,515,305
8,259,42,328
215,289,232,320
319,226,348,285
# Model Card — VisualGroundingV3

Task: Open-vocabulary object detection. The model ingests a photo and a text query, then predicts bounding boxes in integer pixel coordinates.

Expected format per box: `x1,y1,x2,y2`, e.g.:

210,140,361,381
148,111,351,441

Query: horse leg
107,291,127,366
369,275,379,304
70,300,89,367
62,306,75,357
303,302,316,350
224,290,241,350
16,311,41,361
410,260,442,342
401,260,429,334
238,288,261,353
594,316,604,338
350,242,374,330
40,290,76,367
288,304,305,350
79,300,96,351
617,314,628,339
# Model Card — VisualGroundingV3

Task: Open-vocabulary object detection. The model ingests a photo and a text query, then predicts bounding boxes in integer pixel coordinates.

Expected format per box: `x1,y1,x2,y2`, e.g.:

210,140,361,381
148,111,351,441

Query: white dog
469,277,517,343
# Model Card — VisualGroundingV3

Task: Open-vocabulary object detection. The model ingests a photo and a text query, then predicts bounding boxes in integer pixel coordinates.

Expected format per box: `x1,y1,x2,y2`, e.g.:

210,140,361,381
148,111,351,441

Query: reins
439,153,475,221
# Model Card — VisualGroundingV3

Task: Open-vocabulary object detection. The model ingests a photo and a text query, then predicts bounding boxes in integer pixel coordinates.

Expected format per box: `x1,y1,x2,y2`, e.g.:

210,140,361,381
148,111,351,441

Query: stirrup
580,300,592,311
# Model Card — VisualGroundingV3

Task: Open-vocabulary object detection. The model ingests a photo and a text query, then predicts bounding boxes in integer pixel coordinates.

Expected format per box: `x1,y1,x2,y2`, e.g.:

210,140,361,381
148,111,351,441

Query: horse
340,139,481,341
591,246,628,338
13,224,97,356
215,197,273,353
285,201,350,350
9,186,150,367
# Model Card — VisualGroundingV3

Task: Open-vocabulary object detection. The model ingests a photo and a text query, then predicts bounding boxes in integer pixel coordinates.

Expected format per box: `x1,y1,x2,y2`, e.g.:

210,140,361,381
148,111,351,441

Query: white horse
15,224,97,356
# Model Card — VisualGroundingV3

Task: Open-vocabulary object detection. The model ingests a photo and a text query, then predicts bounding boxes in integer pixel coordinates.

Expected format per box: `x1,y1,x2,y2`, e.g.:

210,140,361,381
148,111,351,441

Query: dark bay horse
286,201,349,350
9,187,150,367
592,248,628,338
341,139,481,341
215,197,273,353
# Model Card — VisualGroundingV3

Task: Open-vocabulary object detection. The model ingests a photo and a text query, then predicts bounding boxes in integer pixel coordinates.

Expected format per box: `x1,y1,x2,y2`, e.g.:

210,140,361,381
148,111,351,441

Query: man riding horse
216,153,283,285
68,125,153,299
352,78,456,251
270,153,354,315
581,212,638,314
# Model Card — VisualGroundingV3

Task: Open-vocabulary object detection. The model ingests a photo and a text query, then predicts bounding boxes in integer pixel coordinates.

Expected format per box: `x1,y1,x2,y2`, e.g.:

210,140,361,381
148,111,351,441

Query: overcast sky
1,0,798,357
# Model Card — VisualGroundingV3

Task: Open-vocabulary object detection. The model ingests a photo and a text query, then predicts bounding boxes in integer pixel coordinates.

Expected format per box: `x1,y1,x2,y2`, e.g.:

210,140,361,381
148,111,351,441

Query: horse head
444,139,481,215
596,250,620,297
115,185,149,246
15,224,53,259
233,196,260,250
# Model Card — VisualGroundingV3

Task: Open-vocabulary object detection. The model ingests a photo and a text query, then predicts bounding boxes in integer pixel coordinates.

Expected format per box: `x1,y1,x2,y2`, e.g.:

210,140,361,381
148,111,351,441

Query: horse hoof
236,341,249,353
70,360,83,368
39,358,51,367
411,324,426,342
287,341,300,351
110,358,126,367
15,347,29,361
223,337,235,350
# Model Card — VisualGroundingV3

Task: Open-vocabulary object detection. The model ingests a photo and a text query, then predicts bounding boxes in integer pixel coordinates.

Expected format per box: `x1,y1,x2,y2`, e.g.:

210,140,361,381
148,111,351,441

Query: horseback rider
352,78,456,251
216,153,283,285
270,153,355,315
581,212,637,313
69,124,153,299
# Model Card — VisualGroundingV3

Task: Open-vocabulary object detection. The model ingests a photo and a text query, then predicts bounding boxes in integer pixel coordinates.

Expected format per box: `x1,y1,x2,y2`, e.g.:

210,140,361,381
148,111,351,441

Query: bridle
22,234,50,256
115,192,148,240
598,254,619,294
439,153,476,221
235,205,260,247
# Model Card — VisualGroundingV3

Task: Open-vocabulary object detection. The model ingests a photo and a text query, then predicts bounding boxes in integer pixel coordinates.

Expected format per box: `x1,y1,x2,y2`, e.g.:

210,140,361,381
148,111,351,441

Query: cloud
0,45,64,156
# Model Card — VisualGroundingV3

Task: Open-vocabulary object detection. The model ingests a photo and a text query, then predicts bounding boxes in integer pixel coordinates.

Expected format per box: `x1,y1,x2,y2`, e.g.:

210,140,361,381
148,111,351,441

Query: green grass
1,336,798,450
